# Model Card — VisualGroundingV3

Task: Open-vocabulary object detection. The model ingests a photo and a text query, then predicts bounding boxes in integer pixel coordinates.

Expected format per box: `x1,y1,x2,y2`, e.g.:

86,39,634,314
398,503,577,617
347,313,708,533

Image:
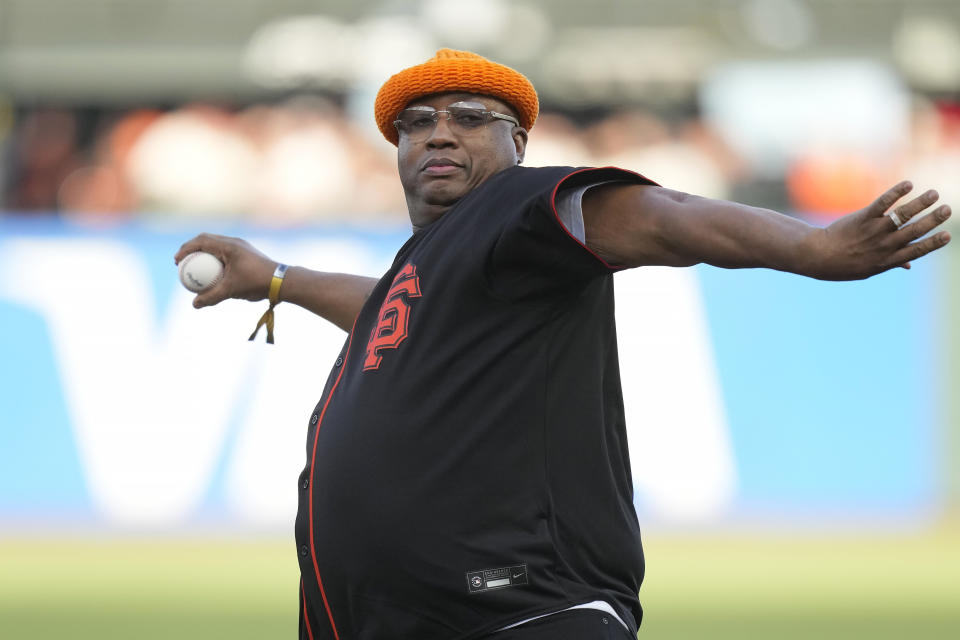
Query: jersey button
310,414,318,425
334,356,344,367
300,545,309,558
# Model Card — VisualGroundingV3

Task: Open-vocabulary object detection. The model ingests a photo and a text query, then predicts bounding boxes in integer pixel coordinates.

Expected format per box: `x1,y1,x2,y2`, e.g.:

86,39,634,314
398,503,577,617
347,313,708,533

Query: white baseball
178,251,224,293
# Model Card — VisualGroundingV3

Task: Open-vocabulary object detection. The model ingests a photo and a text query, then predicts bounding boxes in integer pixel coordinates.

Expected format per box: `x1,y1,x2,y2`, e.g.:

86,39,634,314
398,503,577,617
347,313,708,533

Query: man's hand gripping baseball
175,233,277,309
175,233,376,333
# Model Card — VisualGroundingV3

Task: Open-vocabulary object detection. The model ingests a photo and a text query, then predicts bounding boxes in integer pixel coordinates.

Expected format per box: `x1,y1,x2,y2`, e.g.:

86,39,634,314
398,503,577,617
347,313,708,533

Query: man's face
396,92,527,228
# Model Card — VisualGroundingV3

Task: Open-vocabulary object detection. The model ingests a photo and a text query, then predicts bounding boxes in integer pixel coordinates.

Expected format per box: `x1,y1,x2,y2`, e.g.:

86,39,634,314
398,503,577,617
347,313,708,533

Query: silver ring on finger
886,210,904,229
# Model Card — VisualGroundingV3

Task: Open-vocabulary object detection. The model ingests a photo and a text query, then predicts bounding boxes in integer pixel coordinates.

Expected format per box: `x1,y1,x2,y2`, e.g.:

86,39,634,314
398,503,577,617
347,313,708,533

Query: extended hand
809,181,952,280
174,233,276,308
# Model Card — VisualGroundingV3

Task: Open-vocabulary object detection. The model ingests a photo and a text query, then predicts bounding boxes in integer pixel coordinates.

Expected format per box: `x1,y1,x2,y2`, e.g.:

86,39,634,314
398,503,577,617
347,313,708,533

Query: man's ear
513,127,528,165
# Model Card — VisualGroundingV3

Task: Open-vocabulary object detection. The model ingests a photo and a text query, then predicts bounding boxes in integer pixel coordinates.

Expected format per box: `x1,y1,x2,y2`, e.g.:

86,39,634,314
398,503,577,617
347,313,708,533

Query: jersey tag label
466,564,528,594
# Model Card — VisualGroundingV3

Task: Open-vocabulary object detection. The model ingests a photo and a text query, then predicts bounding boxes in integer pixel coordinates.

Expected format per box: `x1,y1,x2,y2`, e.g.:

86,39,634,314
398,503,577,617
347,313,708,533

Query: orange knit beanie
374,48,539,146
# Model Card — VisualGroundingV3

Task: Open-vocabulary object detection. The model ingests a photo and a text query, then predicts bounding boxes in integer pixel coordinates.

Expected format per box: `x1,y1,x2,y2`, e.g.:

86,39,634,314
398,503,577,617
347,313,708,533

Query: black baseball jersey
295,165,655,640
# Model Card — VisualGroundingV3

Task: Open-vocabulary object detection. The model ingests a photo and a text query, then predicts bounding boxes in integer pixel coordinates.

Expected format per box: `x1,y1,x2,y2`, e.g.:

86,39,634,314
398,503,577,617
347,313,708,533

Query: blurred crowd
1,95,958,226
0,98,408,225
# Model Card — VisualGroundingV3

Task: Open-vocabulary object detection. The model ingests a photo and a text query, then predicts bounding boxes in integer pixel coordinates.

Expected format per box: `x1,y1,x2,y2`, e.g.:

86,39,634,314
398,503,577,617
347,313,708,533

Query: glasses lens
394,105,495,142
395,109,438,141
447,107,488,133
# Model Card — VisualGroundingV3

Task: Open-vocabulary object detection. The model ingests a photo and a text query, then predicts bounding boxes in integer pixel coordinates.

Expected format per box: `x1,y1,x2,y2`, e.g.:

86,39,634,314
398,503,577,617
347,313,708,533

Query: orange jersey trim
307,324,358,640
548,166,657,271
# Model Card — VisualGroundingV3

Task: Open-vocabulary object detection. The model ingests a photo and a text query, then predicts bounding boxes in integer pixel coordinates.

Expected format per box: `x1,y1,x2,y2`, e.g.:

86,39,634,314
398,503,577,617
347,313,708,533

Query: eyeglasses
393,102,520,143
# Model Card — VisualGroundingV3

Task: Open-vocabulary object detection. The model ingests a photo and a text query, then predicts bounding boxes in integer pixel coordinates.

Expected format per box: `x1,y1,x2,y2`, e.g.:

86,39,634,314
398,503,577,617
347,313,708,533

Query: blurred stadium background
1,0,958,638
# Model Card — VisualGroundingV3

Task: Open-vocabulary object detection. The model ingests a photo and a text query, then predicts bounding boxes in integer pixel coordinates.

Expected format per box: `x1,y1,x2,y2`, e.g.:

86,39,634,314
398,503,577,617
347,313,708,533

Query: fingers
894,204,951,244
175,233,232,308
174,232,230,265
886,229,952,270
192,282,229,309
175,234,277,305
888,189,940,228
868,181,913,218
887,201,952,269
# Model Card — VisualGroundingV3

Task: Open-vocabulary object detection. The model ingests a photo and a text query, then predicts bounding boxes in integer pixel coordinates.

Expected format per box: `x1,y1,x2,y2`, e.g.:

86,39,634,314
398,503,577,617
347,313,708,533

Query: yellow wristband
249,263,288,344
267,263,288,305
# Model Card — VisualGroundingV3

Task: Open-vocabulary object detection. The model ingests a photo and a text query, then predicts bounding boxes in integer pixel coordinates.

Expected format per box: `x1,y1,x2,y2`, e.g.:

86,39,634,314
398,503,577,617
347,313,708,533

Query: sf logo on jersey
363,263,422,371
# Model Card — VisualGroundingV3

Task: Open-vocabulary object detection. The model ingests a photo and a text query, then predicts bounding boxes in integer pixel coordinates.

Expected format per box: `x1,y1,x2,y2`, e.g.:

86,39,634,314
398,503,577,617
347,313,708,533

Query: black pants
483,609,636,640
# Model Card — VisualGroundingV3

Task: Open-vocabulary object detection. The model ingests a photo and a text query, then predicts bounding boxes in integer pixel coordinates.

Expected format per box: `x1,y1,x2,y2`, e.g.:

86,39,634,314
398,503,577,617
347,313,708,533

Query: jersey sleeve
488,166,657,301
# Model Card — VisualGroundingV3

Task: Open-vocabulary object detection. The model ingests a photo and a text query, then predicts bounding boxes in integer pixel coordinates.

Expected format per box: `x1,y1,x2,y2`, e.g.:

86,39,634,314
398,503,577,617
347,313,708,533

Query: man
175,49,951,639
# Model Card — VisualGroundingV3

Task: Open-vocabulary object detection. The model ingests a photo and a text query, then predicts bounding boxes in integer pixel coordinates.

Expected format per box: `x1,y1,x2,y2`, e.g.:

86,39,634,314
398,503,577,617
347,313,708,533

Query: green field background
2,524,958,639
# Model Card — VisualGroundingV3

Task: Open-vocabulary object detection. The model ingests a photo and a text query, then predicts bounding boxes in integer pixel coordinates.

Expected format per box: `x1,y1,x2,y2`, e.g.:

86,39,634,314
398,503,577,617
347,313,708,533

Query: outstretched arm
174,233,377,333
583,181,951,280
